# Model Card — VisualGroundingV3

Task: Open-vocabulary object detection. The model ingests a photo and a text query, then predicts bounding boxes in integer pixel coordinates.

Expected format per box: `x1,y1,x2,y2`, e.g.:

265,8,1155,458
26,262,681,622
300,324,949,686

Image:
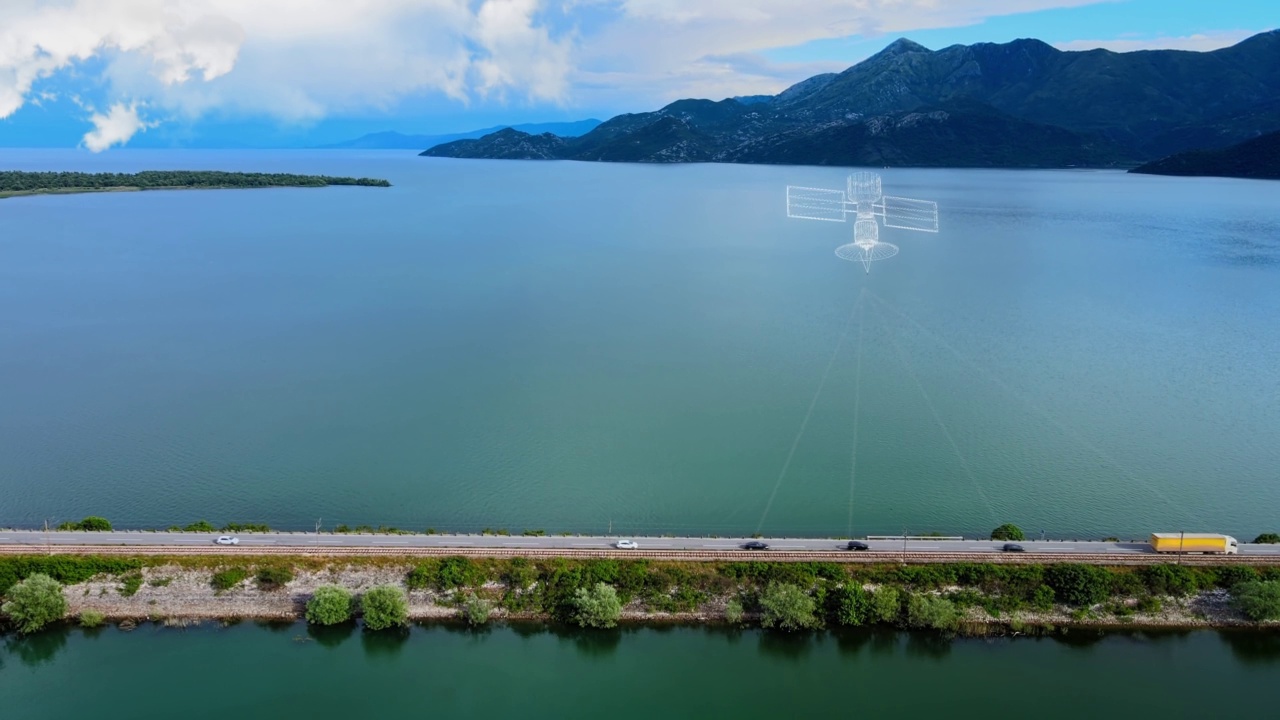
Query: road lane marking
317,540,344,544
702,544,738,548
571,543,602,547
502,542,539,547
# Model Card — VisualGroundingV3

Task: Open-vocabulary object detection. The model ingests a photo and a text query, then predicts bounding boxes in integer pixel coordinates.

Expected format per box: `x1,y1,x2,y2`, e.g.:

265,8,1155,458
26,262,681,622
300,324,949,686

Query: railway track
3,544,1278,565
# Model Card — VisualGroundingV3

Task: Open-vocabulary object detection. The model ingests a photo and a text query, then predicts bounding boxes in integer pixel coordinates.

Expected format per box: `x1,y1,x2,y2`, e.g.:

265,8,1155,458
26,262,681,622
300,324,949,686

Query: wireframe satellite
786,172,938,273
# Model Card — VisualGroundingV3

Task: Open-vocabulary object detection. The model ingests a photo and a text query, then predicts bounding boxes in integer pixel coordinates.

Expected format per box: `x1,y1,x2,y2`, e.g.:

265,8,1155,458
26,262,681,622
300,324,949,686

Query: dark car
1001,543,1025,552
845,541,870,551
742,541,770,550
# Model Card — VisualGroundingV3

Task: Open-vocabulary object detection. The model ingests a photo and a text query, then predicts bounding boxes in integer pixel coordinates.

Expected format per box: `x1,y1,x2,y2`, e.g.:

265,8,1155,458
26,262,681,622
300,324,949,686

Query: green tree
1141,564,1198,596
758,582,819,631
360,585,409,631
724,597,744,624
570,582,622,629
306,586,355,625
1231,581,1280,621
1045,564,1110,606
1254,533,1280,544
183,520,217,533
255,566,295,591
990,524,1025,541
831,584,872,626
1031,585,1055,611
870,586,901,623
1,573,67,634
906,593,959,631
461,594,492,627
57,516,112,531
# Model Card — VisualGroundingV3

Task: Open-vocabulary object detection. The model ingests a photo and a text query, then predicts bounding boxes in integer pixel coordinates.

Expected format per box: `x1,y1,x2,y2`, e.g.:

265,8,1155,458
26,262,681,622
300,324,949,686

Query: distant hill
323,119,601,149
423,31,1280,168
1130,129,1280,179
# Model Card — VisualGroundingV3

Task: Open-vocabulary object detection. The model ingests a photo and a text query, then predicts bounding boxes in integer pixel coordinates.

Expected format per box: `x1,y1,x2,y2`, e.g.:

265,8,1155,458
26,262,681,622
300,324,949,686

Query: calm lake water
1,150,1278,537
3,623,1280,717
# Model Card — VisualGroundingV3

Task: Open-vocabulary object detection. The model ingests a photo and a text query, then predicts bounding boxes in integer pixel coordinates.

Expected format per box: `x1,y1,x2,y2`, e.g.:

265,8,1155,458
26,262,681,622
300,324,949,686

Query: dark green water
2,150,1279,537
3,623,1279,717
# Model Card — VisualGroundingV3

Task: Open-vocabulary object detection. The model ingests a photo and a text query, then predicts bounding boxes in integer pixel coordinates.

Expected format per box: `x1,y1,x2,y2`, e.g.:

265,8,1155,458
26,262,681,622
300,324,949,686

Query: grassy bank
0,171,390,199
3,554,1279,637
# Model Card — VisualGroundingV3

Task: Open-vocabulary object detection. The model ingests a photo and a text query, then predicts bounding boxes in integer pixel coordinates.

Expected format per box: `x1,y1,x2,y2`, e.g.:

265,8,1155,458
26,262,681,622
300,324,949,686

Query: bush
1136,596,1163,614
461,594,492,626
831,584,872,626
990,524,1025,541
437,556,483,589
183,520,216,533
758,582,819,631
1045,564,1111,607
1,573,67,634
1141,564,1198,597
221,522,270,533
305,586,354,625
79,609,105,628
906,594,959,631
570,582,622,629
360,585,409,630
255,566,294,591
211,567,249,591
1231,581,1280,622
870,587,901,623
725,597,744,624
1031,585,1055,611
119,571,144,597
1254,533,1280,544
57,516,113,532
0,557,142,595
1213,565,1258,589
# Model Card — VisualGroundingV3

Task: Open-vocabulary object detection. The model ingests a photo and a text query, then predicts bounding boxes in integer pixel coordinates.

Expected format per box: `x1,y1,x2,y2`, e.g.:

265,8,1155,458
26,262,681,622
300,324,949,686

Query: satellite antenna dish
786,171,938,273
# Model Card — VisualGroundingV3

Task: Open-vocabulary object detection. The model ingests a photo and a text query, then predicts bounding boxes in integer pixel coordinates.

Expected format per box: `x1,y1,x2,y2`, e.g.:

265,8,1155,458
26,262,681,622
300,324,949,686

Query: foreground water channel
2,623,1278,716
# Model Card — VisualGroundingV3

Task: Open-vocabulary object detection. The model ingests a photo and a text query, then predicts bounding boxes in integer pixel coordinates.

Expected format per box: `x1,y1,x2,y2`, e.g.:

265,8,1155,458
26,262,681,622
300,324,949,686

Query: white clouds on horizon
83,102,155,151
1053,29,1257,53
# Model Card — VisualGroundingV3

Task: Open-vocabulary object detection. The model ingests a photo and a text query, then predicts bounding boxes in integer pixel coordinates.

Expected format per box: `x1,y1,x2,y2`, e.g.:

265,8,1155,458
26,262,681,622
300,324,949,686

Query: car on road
615,539,639,549
214,536,240,545
844,540,870,551
1001,543,1025,552
742,541,770,550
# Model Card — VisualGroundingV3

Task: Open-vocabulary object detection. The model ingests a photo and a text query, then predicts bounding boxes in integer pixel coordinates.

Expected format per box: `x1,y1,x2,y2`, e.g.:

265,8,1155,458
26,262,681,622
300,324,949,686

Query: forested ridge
0,170,391,195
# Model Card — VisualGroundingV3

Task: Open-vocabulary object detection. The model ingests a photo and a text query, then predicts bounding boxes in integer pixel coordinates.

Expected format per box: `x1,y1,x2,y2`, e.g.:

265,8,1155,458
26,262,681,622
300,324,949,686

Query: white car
214,535,240,545
615,539,639,549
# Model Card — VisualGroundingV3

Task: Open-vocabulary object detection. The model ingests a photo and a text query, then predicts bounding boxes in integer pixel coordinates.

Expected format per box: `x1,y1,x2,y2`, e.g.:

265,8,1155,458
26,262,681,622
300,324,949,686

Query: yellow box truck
1149,533,1238,554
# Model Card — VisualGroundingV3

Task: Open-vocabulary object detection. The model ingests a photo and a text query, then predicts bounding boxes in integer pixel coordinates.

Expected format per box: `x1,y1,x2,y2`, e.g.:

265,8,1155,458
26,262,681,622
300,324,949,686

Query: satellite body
786,172,938,272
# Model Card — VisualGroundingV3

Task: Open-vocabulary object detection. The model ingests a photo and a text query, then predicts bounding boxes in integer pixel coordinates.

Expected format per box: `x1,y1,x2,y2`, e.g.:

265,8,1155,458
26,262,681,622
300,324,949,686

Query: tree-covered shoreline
0,170,391,198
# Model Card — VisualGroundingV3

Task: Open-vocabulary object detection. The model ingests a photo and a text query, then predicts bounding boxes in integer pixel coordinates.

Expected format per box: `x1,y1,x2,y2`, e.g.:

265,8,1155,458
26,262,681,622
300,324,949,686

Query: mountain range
423,31,1280,168
323,119,601,149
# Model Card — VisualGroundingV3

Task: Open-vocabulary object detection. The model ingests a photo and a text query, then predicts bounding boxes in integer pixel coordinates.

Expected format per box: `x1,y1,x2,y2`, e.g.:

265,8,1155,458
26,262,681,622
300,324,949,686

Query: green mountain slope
1130,129,1280,179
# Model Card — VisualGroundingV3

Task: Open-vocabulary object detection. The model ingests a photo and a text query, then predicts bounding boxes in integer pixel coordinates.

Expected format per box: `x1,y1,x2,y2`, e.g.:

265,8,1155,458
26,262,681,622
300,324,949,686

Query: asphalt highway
2,531,1277,555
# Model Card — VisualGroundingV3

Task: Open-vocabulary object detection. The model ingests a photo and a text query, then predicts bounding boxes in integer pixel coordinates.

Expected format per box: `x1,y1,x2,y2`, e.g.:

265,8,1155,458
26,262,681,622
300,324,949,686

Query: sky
0,0,1274,149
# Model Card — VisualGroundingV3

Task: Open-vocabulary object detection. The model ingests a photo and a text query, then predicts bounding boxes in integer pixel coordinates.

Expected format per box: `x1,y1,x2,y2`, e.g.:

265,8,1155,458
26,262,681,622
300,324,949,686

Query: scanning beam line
755,292,864,535
871,298,998,525
848,289,867,538
866,290,1191,524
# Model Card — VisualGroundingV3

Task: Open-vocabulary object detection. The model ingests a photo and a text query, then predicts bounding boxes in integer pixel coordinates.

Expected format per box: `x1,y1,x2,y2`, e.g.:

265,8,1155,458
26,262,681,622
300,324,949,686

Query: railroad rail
4,544,1279,565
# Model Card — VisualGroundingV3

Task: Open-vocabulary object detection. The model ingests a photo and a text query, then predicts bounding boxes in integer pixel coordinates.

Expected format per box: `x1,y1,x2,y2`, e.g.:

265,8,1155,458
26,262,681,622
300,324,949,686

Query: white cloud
82,102,155,152
1054,30,1257,53
0,0,574,126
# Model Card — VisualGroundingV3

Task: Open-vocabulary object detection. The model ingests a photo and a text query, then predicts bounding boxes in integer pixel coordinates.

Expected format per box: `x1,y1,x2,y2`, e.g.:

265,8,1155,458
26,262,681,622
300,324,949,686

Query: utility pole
315,518,322,534
1178,530,1185,565
902,525,907,565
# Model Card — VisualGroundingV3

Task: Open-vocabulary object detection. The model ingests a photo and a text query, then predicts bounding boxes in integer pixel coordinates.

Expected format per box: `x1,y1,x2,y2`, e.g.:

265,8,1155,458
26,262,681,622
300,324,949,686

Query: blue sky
0,0,1274,149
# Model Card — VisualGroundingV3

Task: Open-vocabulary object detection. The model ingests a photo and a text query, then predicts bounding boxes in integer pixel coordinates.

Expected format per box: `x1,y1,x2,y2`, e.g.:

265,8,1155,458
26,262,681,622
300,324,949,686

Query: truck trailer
1149,533,1238,554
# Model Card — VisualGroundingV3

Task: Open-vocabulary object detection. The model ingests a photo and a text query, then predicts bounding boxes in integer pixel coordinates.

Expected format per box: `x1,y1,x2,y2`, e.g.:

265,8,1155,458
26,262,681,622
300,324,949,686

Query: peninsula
0,170,391,199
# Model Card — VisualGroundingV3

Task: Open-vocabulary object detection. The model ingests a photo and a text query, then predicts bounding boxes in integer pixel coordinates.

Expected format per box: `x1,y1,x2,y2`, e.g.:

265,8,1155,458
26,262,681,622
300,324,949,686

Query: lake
1,150,1278,537
3,623,1279,717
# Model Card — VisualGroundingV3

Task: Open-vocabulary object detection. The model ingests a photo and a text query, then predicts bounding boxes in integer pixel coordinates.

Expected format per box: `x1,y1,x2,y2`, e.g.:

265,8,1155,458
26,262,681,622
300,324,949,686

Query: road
1,531,1277,555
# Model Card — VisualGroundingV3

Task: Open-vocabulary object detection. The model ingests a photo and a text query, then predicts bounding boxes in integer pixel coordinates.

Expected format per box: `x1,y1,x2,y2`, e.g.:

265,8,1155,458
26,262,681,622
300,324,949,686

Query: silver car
214,535,240,545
